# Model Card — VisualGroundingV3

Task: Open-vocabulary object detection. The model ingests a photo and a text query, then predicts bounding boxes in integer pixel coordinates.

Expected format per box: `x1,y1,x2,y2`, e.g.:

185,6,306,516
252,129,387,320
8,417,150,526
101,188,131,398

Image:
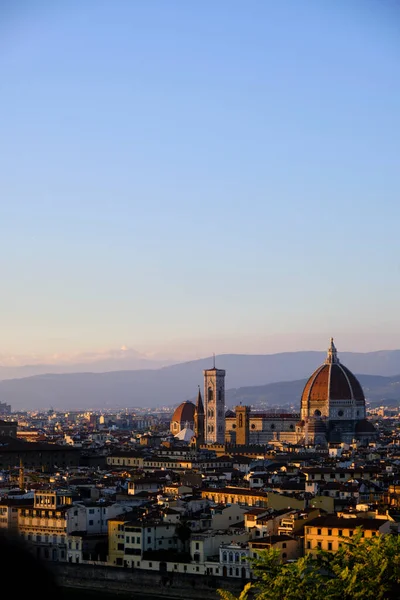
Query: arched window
271,424,275,430
235,552,240,563
282,553,287,559
314,409,321,417
229,552,233,562
222,552,227,562
208,388,213,402
239,414,243,428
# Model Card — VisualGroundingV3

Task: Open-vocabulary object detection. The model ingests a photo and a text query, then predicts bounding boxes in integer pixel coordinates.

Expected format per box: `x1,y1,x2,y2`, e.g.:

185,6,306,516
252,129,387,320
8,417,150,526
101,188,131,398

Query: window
338,530,343,537
118,543,124,551
328,542,332,551
307,541,311,549
338,410,344,417
89,520,93,526
282,553,287,559
136,537,140,543
236,568,239,576
282,543,286,549
126,536,130,543
271,424,275,430
195,542,199,549
317,542,322,549
196,566,199,572
89,509,94,515
147,537,151,543
149,562,152,568
349,531,353,537
328,529,332,536
317,529,322,535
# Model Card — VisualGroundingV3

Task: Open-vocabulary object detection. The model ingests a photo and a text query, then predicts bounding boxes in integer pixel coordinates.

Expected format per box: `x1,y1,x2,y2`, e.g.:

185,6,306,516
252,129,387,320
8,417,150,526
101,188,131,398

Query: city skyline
1,1,400,358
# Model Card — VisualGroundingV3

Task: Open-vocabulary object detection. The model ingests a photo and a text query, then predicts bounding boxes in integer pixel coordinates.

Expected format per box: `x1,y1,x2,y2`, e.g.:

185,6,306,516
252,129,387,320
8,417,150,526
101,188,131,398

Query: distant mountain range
1,351,400,411
0,349,176,381
226,374,400,410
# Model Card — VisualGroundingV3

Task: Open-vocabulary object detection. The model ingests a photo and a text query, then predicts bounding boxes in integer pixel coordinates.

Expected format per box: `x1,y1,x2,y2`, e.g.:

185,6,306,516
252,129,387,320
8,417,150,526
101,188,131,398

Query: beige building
201,487,304,510
249,535,302,562
106,452,144,469
18,490,73,561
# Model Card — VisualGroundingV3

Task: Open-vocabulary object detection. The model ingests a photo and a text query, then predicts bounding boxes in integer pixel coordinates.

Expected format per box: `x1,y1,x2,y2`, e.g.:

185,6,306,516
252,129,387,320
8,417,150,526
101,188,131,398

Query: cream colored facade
106,454,144,468
201,487,304,510
18,490,73,561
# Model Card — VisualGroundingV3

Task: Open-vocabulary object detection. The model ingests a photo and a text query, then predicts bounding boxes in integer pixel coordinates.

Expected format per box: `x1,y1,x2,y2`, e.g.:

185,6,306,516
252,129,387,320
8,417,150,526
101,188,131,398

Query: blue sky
1,0,399,361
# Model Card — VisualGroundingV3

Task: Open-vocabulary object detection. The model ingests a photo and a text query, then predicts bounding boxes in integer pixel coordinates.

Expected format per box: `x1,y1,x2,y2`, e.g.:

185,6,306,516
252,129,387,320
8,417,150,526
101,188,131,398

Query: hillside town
0,342,399,587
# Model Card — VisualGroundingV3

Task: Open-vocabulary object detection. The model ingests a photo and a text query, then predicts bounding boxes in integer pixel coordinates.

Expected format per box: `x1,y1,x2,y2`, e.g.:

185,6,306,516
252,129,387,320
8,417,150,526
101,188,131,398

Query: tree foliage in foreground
218,531,400,600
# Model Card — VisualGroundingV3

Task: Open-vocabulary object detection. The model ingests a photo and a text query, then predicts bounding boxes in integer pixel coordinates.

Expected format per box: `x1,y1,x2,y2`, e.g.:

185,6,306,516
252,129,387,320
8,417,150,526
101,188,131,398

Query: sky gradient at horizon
1,0,400,361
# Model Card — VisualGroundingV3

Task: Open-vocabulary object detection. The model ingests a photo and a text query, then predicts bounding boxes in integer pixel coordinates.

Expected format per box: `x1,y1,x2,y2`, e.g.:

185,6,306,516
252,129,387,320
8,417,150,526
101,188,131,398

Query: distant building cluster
0,338,398,588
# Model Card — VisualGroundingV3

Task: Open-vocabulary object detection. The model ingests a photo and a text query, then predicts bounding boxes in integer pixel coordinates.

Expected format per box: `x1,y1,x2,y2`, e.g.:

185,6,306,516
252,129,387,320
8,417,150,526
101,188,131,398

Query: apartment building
304,515,392,554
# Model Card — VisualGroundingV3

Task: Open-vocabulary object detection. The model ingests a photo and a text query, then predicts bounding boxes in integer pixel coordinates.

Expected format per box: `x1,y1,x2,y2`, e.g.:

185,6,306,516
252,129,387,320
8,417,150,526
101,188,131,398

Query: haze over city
1,0,400,366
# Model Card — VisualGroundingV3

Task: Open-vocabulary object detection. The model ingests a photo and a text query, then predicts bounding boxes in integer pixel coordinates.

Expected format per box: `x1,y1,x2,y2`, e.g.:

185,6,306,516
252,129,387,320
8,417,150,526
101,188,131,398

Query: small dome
171,401,196,425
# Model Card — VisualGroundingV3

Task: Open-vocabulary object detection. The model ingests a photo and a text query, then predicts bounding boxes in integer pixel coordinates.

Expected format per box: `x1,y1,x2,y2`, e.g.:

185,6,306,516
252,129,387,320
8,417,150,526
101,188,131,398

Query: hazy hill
226,374,400,409
1,351,400,410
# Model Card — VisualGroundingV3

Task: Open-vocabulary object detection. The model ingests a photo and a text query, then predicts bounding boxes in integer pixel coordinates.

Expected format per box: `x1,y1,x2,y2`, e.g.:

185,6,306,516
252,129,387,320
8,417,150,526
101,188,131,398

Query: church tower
194,386,205,445
235,405,250,446
204,358,226,444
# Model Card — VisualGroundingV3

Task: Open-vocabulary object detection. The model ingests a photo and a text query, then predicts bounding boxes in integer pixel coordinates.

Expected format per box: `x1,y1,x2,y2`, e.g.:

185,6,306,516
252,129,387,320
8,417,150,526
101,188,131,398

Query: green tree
218,530,400,600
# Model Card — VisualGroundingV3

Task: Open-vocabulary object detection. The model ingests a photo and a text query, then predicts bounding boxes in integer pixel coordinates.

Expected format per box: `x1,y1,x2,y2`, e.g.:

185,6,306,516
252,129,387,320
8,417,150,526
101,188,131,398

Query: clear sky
1,0,400,363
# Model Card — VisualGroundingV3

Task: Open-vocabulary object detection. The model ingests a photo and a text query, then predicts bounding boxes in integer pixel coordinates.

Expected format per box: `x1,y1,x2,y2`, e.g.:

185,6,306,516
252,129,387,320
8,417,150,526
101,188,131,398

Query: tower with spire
204,356,226,444
194,386,205,446
325,337,339,364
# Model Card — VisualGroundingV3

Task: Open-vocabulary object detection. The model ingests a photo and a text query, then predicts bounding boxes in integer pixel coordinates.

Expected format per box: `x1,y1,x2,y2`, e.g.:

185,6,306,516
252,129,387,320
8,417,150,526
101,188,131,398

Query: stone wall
52,563,245,599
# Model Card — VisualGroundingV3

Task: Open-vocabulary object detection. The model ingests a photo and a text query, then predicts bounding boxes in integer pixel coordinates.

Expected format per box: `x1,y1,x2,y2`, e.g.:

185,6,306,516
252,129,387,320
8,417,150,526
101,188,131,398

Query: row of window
307,528,372,537
221,551,248,563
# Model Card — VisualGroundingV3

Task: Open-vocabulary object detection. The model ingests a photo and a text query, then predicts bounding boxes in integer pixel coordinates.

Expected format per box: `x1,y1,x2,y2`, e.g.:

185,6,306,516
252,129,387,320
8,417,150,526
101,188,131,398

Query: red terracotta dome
301,339,365,405
171,401,196,424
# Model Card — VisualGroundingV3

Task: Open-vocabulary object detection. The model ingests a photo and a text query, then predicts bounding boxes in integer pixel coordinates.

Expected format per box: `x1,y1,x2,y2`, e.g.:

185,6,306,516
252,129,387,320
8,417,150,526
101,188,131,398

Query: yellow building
201,487,304,510
108,514,130,566
304,515,392,554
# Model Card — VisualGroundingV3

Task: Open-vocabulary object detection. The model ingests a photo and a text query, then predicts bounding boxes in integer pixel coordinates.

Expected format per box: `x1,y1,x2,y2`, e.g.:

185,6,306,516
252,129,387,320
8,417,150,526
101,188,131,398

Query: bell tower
204,356,226,444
